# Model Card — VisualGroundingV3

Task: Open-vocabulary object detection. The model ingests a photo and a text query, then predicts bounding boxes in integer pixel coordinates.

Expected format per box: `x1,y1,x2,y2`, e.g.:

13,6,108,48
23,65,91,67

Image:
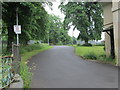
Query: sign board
14,25,21,34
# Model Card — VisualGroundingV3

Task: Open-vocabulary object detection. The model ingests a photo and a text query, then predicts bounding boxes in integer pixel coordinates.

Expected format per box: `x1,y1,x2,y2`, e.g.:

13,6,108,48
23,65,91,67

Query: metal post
16,8,18,25
72,30,74,45
48,31,49,45
17,34,19,45
16,7,19,45
72,27,76,45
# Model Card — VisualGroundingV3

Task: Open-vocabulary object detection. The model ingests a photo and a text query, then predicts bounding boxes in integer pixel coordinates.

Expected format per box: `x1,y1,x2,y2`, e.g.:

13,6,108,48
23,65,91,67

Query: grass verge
20,44,52,88
74,45,116,65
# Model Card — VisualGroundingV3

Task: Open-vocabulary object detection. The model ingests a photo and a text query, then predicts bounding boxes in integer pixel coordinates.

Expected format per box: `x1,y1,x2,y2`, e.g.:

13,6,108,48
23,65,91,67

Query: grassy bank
75,46,105,57
74,45,116,65
20,44,52,88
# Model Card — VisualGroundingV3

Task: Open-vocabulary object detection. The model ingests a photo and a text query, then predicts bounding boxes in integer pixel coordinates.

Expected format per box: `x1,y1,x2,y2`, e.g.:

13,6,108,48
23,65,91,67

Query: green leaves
46,15,72,45
2,2,49,48
59,2,103,43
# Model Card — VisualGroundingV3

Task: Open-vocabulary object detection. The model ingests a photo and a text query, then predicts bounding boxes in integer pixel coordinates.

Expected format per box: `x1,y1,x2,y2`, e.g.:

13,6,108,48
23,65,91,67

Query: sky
44,1,105,40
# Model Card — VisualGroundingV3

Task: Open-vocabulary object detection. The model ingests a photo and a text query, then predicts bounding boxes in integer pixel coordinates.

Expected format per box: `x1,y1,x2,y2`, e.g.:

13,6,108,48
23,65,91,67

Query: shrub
84,52,97,59
94,43,105,46
57,41,63,45
82,43,92,46
98,54,114,62
77,44,81,46
97,54,116,64
20,62,32,88
103,46,105,51
99,54,106,58
20,44,46,54
20,49,27,54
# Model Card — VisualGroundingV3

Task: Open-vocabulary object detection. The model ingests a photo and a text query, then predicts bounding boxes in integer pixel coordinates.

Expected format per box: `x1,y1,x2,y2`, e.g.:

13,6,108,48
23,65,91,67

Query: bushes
77,44,81,46
75,46,115,64
20,44,48,54
83,52,115,64
82,43,92,46
77,43,92,46
84,52,97,59
57,41,63,45
20,62,32,88
94,43,105,46
99,54,115,62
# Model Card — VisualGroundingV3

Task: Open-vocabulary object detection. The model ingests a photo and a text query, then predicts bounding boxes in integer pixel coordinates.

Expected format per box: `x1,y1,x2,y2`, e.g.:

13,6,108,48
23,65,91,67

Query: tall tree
59,2,103,44
2,2,49,52
2,2,30,51
46,15,72,45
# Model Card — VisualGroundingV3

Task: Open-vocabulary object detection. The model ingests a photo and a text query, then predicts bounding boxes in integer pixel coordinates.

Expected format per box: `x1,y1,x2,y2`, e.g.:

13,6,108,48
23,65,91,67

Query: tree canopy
45,15,72,45
2,2,49,52
2,2,73,53
59,2,103,44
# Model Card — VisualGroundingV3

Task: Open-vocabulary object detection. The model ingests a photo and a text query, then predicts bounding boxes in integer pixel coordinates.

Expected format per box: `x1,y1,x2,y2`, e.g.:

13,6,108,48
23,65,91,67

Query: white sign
14,25,21,34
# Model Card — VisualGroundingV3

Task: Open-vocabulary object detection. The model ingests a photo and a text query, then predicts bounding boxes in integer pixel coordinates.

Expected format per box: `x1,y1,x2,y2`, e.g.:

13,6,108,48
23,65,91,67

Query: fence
0,43,21,89
12,43,21,73
0,56,14,88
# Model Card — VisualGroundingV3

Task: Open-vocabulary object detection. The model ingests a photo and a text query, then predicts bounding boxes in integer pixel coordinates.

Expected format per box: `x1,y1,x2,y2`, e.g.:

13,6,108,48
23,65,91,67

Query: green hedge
82,43,92,46
20,44,48,54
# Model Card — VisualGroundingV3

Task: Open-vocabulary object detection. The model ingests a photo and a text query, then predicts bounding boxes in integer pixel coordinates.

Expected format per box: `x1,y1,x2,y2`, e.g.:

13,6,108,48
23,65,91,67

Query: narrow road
28,46,118,88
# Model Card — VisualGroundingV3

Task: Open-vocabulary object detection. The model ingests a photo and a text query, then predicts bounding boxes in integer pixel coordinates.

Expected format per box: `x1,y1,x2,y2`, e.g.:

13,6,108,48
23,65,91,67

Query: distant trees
59,2,103,44
46,15,72,45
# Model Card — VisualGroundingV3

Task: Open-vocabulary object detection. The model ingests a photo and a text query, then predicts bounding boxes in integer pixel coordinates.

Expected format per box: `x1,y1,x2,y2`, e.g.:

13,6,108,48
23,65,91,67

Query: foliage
74,45,115,64
2,2,49,52
82,43,92,46
75,46,105,57
94,43,105,46
45,15,73,45
20,44,45,54
59,2,103,43
98,55,116,64
20,61,32,88
84,52,97,59
77,44,81,46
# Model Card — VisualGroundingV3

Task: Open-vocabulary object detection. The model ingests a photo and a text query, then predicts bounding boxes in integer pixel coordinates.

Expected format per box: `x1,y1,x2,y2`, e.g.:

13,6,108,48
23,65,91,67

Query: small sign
14,25,21,34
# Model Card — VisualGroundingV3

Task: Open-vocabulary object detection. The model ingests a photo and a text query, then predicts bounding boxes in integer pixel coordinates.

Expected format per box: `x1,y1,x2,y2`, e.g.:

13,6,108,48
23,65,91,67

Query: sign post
14,25,21,45
14,7,21,45
12,8,21,74
48,31,49,45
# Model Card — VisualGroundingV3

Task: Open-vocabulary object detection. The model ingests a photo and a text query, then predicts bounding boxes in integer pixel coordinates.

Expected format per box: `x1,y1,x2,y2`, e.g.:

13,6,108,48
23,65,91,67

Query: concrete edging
9,74,23,88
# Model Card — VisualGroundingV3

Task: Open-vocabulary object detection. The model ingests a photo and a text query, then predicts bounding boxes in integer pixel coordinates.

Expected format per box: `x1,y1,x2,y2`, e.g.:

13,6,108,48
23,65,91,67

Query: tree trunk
85,39,88,44
7,25,14,53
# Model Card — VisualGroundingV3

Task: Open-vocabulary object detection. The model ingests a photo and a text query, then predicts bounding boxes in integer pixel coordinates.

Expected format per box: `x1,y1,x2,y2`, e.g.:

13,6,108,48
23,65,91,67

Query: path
28,46,118,88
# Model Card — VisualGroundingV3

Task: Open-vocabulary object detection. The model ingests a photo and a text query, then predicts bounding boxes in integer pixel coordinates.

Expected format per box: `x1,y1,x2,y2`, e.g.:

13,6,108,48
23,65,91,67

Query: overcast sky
44,1,105,40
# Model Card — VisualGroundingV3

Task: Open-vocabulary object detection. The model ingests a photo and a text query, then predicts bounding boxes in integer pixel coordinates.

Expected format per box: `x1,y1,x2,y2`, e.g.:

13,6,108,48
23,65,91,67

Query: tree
2,2,49,52
59,2,103,44
46,15,72,45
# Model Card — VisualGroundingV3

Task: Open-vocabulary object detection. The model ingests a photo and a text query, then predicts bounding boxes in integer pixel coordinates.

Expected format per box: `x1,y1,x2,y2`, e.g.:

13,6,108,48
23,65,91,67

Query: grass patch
74,45,115,65
75,46,105,57
84,52,97,59
20,44,52,88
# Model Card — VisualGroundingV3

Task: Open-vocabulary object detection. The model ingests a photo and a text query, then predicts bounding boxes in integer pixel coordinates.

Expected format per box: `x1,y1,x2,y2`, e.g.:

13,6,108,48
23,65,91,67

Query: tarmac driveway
28,46,118,88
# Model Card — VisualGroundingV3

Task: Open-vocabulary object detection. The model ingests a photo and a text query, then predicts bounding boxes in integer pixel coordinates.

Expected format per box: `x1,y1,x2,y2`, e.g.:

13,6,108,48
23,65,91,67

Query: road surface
28,46,118,88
